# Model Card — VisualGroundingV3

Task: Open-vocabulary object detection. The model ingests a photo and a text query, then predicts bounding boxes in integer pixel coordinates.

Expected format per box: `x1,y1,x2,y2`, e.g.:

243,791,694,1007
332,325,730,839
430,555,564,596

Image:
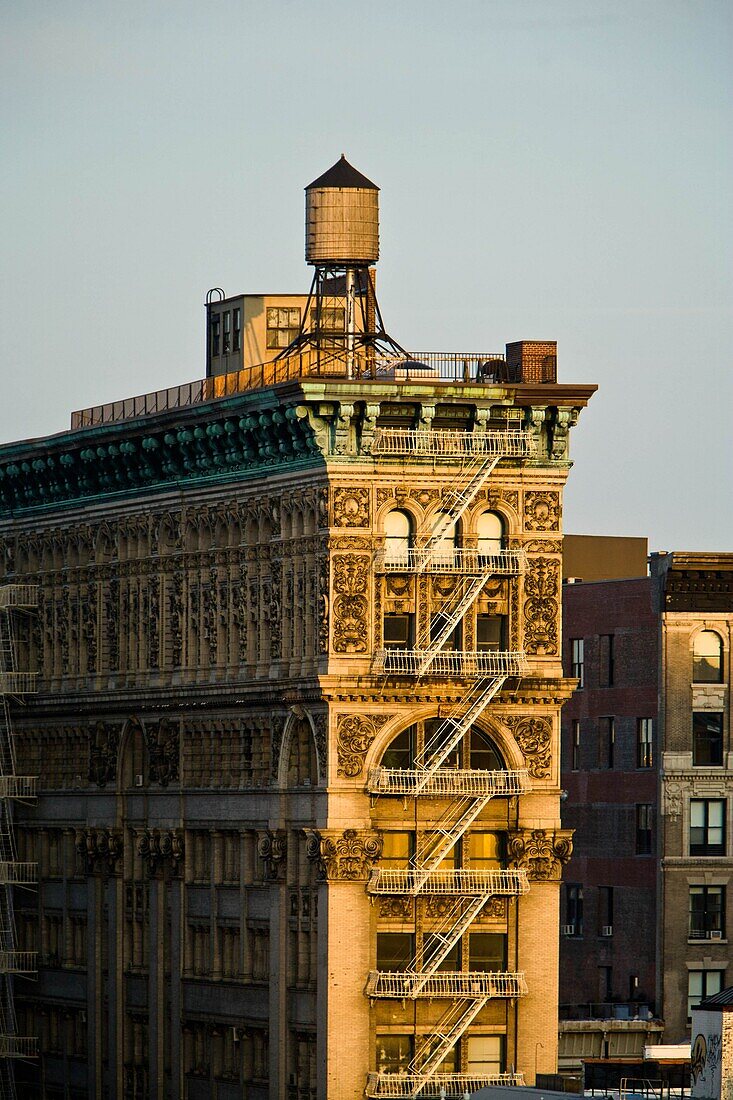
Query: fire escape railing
0,585,40,1090
367,429,531,1098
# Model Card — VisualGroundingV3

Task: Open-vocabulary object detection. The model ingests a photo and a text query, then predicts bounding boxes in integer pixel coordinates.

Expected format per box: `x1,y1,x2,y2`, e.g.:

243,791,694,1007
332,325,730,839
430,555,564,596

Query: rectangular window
690,799,726,856
380,832,413,869
430,611,462,652
266,307,301,349
309,306,345,333
565,884,583,935
688,970,724,1020
383,614,413,650
222,310,231,353
599,965,613,1001
232,307,241,352
376,933,414,972
636,804,653,855
598,886,614,935
600,634,615,686
210,313,221,357
637,719,653,768
477,614,506,652
571,638,584,688
601,717,615,769
693,713,724,767
468,932,506,972
689,886,725,940
467,832,503,870
377,1035,413,1075
423,935,460,972
571,720,581,771
466,1036,503,1076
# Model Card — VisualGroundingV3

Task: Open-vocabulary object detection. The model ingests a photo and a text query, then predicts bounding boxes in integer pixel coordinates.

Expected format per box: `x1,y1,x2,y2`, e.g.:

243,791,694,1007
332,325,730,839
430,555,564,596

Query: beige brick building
0,159,594,1099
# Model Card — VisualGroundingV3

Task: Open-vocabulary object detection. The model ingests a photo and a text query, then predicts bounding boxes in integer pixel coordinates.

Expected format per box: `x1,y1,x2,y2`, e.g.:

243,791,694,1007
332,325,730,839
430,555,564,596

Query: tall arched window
477,511,505,557
430,512,458,565
384,510,412,567
693,631,723,683
379,722,505,772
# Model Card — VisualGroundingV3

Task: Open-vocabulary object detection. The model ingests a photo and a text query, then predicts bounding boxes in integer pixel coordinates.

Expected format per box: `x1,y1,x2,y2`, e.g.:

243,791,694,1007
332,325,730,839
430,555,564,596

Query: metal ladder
0,586,40,1096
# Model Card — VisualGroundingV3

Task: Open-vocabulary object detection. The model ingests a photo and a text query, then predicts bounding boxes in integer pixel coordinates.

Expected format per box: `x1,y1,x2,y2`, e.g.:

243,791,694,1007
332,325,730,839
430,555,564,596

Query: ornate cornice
0,400,322,516
507,828,573,880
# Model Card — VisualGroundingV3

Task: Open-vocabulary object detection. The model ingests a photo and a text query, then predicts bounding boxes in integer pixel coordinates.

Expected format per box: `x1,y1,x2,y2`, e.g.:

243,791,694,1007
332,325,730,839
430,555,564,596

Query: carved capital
305,828,382,881
507,829,573,880
136,828,184,877
257,829,288,880
75,828,123,876
331,487,370,528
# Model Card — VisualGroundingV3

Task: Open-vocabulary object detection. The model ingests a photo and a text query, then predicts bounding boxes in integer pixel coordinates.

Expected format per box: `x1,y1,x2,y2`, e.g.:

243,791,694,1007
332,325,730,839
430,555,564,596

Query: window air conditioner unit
601,925,613,937
134,774,144,787
561,924,575,936
709,930,723,940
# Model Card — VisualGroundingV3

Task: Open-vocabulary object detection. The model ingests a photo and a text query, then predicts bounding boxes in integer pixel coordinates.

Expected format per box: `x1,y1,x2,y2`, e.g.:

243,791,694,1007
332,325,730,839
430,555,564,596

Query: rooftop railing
70,350,509,429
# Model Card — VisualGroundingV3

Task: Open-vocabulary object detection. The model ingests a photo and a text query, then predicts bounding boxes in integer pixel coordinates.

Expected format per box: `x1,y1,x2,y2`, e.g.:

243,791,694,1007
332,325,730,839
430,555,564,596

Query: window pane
382,727,415,770
381,833,412,868
376,933,414,971
469,727,504,770
466,1036,502,1075
693,631,722,682
468,832,502,869
377,1035,413,1074
469,932,506,972
477,511,504,555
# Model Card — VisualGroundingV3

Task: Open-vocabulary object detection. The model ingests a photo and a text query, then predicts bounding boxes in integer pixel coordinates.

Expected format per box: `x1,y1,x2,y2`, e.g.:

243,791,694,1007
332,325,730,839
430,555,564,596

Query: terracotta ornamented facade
523,556,560,655
305,829,382,881
75,828,124,876
502,714,553,778
137,828,185,876
524,491,560,531
507,829,573,880
336,713,390,778
332,554,370,654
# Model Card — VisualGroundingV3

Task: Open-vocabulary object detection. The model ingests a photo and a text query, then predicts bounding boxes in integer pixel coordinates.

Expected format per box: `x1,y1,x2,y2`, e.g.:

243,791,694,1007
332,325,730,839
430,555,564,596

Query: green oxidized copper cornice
0,395,322,516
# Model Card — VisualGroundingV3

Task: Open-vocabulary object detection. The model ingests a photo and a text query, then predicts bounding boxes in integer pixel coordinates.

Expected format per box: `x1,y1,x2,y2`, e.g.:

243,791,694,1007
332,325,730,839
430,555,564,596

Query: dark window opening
693,712,724,767
636,804,653,855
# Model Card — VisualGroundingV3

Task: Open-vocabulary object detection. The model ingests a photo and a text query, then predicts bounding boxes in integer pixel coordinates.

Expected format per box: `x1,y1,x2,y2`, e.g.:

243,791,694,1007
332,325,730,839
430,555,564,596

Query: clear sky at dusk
2,0,731,550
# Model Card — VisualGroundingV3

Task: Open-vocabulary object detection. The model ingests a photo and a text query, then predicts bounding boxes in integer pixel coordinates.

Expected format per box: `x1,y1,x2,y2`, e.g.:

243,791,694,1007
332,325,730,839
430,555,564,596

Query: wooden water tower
278,155,406,374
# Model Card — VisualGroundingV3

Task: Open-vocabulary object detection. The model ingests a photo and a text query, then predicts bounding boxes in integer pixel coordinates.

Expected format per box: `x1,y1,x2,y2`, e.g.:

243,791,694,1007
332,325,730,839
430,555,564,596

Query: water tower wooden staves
278,155,407,375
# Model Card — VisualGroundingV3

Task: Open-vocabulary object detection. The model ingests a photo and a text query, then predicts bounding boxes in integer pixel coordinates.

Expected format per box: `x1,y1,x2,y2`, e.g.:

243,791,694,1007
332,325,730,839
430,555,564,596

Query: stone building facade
0,361,595,1100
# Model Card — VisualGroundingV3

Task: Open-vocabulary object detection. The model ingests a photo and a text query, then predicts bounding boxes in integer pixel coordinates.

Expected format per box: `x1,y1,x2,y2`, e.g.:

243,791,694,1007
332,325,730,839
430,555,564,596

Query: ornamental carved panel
336,713,391,778
305,828,382,881
332,487,370,528
507,829,573,880
88,721,120,787
523,556,559,655
503,715,552,779
524,491,560,531
332,554,370,654
378,898,413,919
147,718,180,787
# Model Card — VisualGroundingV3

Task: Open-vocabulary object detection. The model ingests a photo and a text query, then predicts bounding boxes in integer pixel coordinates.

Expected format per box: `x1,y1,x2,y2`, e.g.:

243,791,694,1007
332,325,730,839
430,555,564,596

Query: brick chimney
505,341,557,383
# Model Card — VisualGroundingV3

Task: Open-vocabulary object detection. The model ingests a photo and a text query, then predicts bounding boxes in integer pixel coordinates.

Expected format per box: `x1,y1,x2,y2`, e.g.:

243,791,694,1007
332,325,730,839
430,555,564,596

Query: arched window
469,728,505,770
431,512,459,565
379,722,506,773
286,719,318,787
693,631,723,683
477,511,505,557
384,510,412,567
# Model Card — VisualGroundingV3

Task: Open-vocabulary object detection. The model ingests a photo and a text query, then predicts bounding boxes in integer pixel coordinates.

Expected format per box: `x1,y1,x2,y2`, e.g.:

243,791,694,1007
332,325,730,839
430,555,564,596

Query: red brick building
558,538,733,1073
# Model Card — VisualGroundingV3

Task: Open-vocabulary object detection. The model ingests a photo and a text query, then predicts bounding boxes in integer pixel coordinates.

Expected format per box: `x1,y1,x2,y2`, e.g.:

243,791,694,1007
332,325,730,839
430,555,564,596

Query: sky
1,0,731,551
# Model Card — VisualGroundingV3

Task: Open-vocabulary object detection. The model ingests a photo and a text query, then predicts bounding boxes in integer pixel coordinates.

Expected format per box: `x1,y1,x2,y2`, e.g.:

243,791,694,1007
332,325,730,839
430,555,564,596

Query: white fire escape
0,585,39,1094
367,427,532,1099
